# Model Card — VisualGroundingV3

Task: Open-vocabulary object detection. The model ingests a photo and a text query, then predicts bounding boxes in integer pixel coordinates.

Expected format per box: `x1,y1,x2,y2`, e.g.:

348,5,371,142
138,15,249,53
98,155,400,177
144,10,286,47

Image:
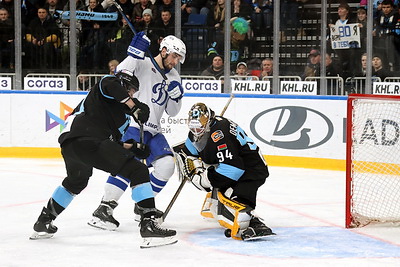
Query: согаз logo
250,106,333,150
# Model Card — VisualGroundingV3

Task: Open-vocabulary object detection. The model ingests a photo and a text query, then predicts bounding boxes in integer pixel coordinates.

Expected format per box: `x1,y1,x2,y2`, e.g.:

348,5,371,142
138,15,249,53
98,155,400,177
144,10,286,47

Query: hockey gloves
167,81,184,102
127,32,150,60
125,139,150,159
130,98,150,124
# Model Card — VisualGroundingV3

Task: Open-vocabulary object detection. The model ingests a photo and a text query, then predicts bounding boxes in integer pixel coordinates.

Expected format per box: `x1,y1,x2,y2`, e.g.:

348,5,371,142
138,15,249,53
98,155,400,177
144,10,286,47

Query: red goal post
346,94,400,228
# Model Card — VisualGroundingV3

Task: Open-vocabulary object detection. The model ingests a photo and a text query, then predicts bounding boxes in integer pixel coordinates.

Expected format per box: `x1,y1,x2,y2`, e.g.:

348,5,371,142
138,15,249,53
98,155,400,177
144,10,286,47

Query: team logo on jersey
211,130,224,142
151,80,169,106
45,101,73,132
217,144,227,151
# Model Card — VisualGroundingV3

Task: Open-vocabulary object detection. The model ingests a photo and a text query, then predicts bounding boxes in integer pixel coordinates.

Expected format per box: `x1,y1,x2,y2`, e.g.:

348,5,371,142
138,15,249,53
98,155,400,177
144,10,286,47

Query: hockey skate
134,203,164,224
139,216,177,248
88,200,120,231
30,207,58,240
241,216,275,241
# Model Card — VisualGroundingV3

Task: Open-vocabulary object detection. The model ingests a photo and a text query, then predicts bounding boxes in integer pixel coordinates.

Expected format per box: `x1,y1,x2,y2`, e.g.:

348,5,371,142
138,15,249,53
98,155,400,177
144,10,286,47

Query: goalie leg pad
216,191,253,240
200,189,218,219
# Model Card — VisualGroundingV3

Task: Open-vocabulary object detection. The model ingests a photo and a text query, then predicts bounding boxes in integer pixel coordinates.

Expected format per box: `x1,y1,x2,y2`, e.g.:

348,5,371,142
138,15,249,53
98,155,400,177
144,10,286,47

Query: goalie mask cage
346,94,400,228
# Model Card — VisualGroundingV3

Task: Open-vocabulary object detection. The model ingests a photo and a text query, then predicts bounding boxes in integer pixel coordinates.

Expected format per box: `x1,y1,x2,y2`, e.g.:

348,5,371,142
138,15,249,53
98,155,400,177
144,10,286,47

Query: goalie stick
111,0,168,81
161,94,235,222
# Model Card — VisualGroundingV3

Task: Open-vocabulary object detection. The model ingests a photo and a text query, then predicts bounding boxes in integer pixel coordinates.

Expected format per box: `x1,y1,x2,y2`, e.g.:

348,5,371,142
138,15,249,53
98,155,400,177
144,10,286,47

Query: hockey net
346,94,400,228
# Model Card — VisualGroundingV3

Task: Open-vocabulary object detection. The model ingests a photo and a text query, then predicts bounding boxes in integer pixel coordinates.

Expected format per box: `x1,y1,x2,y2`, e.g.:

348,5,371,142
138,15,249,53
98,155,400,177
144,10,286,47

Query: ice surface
1,158,399,266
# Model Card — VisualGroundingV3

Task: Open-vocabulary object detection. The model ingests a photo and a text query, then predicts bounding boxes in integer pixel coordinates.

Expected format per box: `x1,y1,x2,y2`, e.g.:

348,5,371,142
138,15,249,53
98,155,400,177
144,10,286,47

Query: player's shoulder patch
211,130,224,142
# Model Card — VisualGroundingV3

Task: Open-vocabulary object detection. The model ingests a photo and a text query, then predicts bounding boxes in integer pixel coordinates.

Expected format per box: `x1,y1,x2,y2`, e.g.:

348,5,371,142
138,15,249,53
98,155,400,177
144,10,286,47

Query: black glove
125,139,150,159
131,98,150,124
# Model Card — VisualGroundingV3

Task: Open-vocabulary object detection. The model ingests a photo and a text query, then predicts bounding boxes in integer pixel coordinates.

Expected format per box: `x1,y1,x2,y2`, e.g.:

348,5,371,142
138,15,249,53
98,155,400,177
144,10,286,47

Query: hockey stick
138,121,145,163
162,94,235,222
111,1,168,81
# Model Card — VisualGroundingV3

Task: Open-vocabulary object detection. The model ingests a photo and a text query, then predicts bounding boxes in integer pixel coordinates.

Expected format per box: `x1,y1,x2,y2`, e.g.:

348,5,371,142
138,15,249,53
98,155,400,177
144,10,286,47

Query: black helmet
116,69,139,92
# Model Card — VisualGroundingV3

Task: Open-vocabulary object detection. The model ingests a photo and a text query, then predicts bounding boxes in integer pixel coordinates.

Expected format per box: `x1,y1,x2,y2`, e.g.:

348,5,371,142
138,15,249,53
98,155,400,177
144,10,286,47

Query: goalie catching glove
174,151,211,191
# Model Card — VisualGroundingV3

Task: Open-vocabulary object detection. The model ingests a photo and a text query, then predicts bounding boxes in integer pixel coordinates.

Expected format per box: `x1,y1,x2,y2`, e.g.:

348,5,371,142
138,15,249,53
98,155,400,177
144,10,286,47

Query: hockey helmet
116,69,139,92
188,103,215,138
159,35,186,64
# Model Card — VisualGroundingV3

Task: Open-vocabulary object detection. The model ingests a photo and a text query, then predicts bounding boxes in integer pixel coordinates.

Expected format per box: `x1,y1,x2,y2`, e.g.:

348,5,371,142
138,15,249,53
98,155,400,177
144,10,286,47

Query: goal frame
346,94,400,228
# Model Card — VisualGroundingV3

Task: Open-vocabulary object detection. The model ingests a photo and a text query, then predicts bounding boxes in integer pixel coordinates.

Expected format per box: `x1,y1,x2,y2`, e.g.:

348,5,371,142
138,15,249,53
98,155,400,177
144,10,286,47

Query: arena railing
305,76,345,95
345,76,382,94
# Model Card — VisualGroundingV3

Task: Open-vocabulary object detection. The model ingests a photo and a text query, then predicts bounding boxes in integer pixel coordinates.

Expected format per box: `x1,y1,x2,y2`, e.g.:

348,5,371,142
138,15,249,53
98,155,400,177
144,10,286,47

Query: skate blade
87,217,118,231
242,232,276,241
140,236,178,249
29,231,54,240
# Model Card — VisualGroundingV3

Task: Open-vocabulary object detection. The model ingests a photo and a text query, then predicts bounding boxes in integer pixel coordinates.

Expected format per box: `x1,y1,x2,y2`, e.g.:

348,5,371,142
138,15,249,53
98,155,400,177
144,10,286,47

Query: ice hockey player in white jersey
175,102,275,241
88,32,186,230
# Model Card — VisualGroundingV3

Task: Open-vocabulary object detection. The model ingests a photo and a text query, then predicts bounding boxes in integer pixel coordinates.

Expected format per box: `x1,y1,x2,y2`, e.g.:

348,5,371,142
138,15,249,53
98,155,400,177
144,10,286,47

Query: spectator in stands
208,0,226,44
80,0,111,71
44,0,64,19
231,16,251,64
372,54,394,80
154,8,174,38
0,7,13,69
355,53,368,77
251,0,273,36
246,58,262,77
231,0,252,20
200,54,224,79
106,0,134,17
328,2,356,79
181,0,194,24
356,7,367,51
1,0,36,27
259,57,273,80
155,0,175,22
190,0,209,15
25,7,62,69
233,61,257,80
373,0,400,71
132,0,157,24
107,15,134,62
77,69,94,91
325,53,340,77
108,59,119,74
135,8,159,56
301,49,321,80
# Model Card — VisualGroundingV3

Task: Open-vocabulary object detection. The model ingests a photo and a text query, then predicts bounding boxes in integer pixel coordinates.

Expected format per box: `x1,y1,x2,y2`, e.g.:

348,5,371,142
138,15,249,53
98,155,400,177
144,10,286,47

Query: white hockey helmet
159,35,186,64
188,103,215,138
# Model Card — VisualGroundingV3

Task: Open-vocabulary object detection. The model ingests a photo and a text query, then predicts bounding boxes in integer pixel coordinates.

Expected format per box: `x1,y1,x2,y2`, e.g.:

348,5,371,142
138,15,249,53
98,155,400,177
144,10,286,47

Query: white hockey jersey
116,56,182,136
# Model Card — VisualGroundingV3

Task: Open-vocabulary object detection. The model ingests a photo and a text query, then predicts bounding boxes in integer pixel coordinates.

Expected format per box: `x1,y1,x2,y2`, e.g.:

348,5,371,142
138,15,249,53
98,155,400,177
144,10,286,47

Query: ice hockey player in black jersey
30,70,177,248
176,102,274,241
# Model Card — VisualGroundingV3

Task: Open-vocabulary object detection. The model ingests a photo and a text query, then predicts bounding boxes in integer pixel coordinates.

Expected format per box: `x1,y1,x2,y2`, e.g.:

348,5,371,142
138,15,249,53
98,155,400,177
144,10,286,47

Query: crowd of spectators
0,0,400,83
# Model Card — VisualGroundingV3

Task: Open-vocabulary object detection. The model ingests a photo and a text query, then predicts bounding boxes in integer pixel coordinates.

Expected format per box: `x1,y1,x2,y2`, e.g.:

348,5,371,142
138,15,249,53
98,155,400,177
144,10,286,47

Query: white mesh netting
350,98,400,227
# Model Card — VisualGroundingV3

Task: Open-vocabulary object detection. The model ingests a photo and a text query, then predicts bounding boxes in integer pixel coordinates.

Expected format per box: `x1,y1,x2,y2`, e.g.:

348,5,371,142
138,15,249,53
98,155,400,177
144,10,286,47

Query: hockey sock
102,175,130,202
131,182,155,208
149,173,167,195
48,186,75,216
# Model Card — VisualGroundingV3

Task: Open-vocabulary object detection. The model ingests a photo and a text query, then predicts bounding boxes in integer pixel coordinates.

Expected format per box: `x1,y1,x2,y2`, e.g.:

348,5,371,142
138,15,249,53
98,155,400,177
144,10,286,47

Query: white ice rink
1,158,400,267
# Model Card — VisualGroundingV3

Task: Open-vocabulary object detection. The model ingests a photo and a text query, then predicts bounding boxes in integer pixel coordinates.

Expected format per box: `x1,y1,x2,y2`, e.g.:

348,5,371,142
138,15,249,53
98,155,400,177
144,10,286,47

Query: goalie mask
188,103,215,138
116,69,139,92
